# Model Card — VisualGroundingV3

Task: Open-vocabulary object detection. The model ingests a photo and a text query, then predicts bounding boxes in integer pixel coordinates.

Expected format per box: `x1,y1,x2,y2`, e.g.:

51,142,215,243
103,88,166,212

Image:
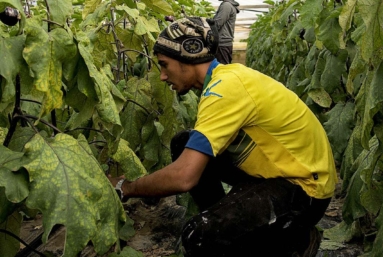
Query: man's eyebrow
158,60,166,66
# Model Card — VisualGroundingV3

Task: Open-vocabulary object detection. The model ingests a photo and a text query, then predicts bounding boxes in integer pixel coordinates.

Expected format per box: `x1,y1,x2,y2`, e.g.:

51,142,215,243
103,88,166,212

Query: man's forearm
118,148,209,201
122,167,187,198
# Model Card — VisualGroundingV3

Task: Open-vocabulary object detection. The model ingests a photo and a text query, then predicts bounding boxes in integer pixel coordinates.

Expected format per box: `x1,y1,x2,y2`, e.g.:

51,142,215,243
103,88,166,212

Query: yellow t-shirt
186,60,337,199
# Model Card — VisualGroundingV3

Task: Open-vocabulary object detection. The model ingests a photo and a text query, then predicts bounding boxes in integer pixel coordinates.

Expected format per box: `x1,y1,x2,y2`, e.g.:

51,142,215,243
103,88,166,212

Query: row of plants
0,0,215,256
246,0,383,256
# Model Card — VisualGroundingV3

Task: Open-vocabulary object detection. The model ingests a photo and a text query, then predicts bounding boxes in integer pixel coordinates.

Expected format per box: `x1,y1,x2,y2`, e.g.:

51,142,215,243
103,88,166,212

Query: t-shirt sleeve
185,130,214,156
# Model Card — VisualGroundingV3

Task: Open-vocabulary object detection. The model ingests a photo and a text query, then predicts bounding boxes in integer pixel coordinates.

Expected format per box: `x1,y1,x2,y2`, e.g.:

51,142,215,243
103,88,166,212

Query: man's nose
160,71,168,81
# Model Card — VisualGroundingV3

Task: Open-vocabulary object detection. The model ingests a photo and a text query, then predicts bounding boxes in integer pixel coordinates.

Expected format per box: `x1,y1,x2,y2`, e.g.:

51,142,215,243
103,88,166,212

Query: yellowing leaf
357,0,383,61
112,139,147,181
23,21,77,117
308,88,332,108
23,133,126,256
82,0,102,20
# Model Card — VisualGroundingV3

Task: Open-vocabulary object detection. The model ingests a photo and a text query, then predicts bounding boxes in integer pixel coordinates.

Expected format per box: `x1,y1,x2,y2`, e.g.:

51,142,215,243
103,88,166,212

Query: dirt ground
18,182,364,257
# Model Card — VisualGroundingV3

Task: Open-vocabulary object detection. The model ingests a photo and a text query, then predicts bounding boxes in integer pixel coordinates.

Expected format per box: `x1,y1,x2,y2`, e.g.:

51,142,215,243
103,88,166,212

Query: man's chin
177,89,190,96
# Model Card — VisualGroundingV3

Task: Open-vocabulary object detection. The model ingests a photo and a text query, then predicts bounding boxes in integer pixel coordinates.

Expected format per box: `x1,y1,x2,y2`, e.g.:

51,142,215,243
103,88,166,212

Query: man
109,17,337,257
213,0,240,64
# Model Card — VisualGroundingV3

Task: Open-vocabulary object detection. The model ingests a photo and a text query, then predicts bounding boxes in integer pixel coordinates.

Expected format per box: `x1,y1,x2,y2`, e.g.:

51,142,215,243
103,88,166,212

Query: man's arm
110,148,210,200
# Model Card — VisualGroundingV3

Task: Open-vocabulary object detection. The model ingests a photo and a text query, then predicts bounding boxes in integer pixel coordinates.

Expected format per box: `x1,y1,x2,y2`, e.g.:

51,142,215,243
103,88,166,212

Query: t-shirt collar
203,59,220,90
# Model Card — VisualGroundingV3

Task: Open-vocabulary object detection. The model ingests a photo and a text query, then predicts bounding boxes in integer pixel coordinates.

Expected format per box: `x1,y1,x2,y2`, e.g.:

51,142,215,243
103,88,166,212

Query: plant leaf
46,0,72,25
308,88,332,108
317,8,342,54
356,0,383,62
324,102,355,163
140,0,173,15
299,0,323,29
0,211,22,257
0,35,26,103
111,138,147,181
23,133,125,256
23,21,77,117
82,0,102,19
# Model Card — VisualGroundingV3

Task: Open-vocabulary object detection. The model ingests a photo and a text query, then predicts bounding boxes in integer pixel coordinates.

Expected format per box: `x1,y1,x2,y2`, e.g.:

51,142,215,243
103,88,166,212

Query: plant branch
51,109,57,135
120,49,160,72
0,229,47,257
110,8,123,82
23,114,63,134
89,140,107,145
20,98,42,105
121,99,151,115
42,19,65,29
64,127,104,133
3,75,24,146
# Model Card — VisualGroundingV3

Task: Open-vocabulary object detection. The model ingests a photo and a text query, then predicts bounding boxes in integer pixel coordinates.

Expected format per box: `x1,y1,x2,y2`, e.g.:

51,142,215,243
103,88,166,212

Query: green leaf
120,77,153,151
23,22,77,117
299,0,323,29
111,138,147,181
80,0,109,27
339,0,357,47
140,0,174,15
0,35,26,103
340,123,363,192
46,0,72,25
109,246,144,257
82,0,102,19
309,49,326,90
0,187,15,223
343,136,379,223
116,5,139,19
77,32,123,150
178,90,199,129
0,167,29,204
357,0,383,62
319,240,345,251
8,127,38,152
360,187,382,216
308,87,332,108
140,115,161,170
371,207,383,257
0,211,22,257
357,61,383,150
76,134,127,255
324,102,355,163
323,220,361,243
118,215,135,241
346,49,367,95
116,26,143,63
317,8,342,54
23,133,125,256
322,49,348,95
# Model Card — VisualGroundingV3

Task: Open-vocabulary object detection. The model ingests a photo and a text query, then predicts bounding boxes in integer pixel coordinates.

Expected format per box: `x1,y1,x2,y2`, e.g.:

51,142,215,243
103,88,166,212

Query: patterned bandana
153,17,219,64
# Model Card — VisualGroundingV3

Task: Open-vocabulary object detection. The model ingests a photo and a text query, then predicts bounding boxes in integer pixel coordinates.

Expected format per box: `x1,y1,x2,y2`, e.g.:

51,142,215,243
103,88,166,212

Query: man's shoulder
213,63,253,77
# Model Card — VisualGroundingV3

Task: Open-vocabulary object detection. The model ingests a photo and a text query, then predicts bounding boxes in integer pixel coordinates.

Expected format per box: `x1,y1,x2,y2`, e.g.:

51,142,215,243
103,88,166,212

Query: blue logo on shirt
203,80,222,98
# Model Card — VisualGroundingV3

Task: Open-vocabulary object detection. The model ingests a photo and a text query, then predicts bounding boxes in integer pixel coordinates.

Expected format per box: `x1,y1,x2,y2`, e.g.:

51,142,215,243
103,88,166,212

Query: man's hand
107,174,126,187
107,175,131,201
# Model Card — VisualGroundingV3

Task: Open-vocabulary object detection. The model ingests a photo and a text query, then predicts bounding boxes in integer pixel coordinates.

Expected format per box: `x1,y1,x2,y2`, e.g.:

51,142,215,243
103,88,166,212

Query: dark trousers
215,45,233,64
170,130,331,257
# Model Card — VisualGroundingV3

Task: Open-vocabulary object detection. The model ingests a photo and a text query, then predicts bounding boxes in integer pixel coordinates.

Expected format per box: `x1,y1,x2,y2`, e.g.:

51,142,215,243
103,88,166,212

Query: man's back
192,62,337,199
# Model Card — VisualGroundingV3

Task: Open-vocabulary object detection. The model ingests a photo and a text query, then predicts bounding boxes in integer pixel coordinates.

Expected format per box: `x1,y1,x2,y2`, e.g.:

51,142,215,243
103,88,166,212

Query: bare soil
19,182,364,257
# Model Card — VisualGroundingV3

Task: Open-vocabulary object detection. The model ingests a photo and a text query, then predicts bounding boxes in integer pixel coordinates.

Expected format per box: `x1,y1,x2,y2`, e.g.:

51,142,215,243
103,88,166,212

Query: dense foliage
246,0,383,256
0,0,215,256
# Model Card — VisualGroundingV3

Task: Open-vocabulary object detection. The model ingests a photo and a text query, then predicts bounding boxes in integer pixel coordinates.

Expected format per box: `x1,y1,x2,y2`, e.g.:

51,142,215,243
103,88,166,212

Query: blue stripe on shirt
185,130,214,156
